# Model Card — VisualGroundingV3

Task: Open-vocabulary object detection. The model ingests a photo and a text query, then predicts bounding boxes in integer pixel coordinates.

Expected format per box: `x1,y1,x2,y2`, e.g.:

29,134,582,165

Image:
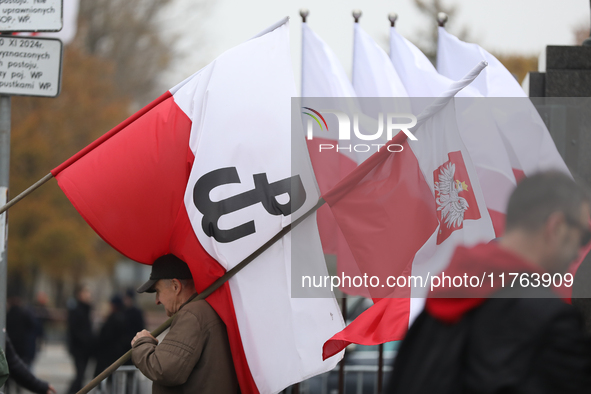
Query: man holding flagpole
131,254,238,394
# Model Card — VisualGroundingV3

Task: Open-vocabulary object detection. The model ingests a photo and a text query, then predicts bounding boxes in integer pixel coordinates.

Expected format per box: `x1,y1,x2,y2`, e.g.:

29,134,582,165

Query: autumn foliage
8,46,132,297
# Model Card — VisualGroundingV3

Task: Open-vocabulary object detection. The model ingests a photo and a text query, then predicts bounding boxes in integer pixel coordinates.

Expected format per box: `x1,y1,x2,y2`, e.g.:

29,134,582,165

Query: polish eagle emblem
434,163,469,229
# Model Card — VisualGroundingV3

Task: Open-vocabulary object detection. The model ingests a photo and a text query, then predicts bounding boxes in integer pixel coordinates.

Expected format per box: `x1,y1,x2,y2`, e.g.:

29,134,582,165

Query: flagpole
300,8,308,97
0,173,53,215
351,9,362,89
388,12,398,27
77,197,326,394
377,343,384,392
338,295,347,394
437,12,448,27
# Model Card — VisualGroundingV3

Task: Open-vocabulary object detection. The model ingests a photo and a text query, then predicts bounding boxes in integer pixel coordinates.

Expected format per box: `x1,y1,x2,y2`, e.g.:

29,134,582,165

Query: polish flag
437,26,569,180
323,64,496,359
390,26,516,236
52,19,344,394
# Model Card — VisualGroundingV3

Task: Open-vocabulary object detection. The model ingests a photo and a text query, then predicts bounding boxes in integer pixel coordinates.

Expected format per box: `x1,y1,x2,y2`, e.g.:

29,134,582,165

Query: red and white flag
390,26,516,236
437,27,569,180
322,63,496,359
52,19,344,394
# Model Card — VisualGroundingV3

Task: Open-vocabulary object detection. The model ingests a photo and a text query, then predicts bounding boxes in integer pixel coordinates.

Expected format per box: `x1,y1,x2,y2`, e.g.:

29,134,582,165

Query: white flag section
177,21,344,393
301,23,356,98
301,23,362,164
407,65,496,309
300,22,372,297
352,23,408,98
437,27,569,178
390,26,515,236
389,27,450,97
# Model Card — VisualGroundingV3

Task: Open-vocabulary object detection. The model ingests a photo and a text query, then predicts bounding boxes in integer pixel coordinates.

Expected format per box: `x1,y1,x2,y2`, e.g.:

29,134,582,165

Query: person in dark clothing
6,295,37,367
387,171,591,394
5,335,56,394
66,285,95,394
93,294,128,377
122,288,145,366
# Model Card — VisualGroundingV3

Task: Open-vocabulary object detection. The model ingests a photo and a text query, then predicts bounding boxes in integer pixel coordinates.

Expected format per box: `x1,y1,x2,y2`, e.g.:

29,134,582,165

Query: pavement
10,342,151,394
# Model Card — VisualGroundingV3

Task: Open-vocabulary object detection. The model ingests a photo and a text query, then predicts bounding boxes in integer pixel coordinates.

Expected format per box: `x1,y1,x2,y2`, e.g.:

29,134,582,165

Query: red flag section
320,133,438,357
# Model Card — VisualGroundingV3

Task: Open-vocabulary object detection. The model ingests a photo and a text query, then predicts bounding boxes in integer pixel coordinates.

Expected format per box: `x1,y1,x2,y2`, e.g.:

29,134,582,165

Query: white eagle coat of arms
434,163,469,229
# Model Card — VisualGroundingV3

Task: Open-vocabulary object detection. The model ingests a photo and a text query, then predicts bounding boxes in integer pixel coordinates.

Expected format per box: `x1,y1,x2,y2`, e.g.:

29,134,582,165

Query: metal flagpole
300,8,309,98
77,198,326,394
0,95,10,350
377,343,384,392
0,173,53,215
338,295,347,394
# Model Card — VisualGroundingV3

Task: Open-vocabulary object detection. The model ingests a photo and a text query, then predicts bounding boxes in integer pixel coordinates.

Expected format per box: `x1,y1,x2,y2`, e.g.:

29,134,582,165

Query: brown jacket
132,295,239,394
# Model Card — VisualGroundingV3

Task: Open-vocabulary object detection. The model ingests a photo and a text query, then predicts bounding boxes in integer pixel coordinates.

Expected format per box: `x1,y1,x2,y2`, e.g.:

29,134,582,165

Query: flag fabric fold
437,26,569,179
54,20,344,394
301,22,370,296
389,26,516,236
352,24,408,98
322,64,496,359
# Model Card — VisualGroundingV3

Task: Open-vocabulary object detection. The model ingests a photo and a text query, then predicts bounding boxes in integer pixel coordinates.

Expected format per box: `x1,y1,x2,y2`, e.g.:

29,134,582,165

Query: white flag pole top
415,61,488,127
249,16,289,40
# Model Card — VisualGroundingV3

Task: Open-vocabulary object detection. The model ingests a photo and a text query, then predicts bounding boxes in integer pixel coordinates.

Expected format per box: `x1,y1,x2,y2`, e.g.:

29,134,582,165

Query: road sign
0,0,62,32
0,36,61,97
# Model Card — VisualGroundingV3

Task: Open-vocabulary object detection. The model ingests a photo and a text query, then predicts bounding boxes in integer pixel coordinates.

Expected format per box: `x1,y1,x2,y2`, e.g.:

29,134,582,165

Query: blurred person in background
387,171,591,393
4,334,56,394
66,285,95,394
6,293,37,369
94,294,128,377
31,291,51,357
123,288,145,365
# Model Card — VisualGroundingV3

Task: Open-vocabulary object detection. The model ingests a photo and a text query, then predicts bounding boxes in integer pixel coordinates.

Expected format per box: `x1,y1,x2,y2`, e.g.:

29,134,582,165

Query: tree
494,54,538,85
7,0,209,304
8,46,131,304
76,0,208,106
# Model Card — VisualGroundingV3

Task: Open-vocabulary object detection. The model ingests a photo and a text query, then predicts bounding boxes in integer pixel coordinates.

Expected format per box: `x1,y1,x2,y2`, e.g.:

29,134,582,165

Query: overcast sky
169,0,590,89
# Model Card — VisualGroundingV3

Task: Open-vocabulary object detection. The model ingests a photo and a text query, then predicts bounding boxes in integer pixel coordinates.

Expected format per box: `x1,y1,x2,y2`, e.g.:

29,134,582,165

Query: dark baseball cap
137,254,193,293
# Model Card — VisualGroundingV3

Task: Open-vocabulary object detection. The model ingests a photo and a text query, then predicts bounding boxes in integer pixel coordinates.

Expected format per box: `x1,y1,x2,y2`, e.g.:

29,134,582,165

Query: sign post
0,0,63,352
0,95,9,350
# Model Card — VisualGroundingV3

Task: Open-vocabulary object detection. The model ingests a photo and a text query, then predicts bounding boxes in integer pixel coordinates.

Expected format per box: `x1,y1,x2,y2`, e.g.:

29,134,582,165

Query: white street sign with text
0,36,61,97
0,0,62,32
